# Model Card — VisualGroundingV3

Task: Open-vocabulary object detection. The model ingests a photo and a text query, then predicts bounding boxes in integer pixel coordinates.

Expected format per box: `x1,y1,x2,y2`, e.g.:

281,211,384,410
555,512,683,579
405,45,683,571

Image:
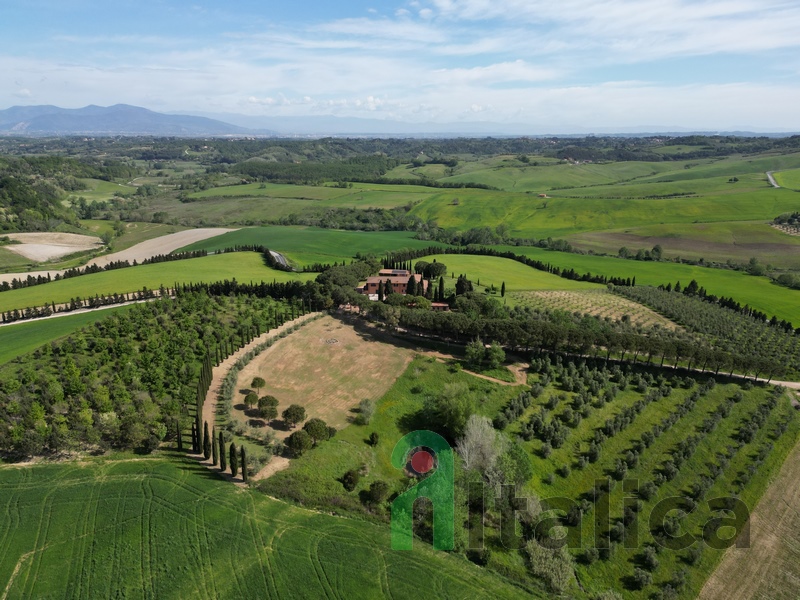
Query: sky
3,0,800,131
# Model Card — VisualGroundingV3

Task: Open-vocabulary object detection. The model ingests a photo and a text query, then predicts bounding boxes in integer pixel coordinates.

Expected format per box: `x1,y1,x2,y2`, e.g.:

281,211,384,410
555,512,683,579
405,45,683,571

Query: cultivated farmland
180,226,447,268
511,289,679,329
0,457,533,600
0,252,314,313
415,254,602,292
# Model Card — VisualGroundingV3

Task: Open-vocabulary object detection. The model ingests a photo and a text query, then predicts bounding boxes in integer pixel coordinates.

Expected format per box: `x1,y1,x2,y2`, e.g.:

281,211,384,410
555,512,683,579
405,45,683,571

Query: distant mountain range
0,104,269,136
0,104,796,138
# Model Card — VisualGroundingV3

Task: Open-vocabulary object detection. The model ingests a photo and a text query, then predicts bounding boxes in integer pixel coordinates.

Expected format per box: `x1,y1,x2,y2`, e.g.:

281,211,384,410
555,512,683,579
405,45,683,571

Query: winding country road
766,171,780,188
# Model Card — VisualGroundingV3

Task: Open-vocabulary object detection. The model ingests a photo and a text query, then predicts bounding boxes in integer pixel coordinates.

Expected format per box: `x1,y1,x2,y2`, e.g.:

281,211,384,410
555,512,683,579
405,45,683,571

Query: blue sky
3,0,800,131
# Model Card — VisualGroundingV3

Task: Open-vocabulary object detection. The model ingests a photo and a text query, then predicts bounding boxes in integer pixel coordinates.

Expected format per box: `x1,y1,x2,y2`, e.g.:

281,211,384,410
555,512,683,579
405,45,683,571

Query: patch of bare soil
3,232,102,261
0,228,235,284
87,228,236,267
252,456,290,481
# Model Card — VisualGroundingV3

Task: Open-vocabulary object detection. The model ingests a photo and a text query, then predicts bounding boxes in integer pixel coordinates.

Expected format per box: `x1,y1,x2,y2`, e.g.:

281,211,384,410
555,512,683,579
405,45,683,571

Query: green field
180,226,448,267
410,187,800,240
69,178,137,202
0,305,136,366
0,246,33,271
151,182,438,226
489,245,800,325
440,159,682,192
774,168,800,190
0,253,314,313
0,456,532,600
416,254,602,292
565,221,800,268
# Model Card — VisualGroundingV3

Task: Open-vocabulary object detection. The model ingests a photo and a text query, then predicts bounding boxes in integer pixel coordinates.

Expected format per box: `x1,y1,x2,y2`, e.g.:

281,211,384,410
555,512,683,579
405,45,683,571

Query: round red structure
410,450,434,474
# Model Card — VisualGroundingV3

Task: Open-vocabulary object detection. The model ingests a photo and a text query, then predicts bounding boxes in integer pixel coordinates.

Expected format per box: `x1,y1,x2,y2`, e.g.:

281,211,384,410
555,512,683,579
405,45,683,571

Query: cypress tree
230,443,239,477
501,281,506,297
241,446,248,483
203,421,211,460
176,421,183,452
377,279,384,302
406,276,416,296
211,427,218,466
191,421,197,453
219,432,227,471
438,276,445,302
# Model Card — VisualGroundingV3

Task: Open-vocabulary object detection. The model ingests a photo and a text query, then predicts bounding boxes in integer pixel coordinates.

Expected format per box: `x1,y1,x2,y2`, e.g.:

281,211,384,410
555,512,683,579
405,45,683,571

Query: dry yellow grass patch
235,315,414,438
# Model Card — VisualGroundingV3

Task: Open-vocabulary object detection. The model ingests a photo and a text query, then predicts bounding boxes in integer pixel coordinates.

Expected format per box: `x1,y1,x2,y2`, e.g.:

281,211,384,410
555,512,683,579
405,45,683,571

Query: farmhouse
358,269,429,296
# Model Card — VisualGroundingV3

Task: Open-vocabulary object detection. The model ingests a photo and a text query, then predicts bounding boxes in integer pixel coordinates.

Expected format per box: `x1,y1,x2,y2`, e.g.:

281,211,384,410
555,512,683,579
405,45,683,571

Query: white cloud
4,0,800,130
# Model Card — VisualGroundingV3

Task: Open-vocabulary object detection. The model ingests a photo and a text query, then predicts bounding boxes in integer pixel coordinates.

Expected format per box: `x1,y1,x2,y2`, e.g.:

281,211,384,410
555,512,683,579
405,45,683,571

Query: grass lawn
179,226,448,267
490,245,800,325
0,252,314,313
0,304,137,366
0,455,533,599
415,254,602,292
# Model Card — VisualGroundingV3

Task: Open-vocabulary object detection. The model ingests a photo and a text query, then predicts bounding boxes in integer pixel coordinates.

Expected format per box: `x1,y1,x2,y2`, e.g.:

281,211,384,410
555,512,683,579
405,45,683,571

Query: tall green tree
406,276,417,296
211,426,218,466
229,442,238,477
240,446,248,483
202,421,211,460
501,281,506,297
219,431,227,472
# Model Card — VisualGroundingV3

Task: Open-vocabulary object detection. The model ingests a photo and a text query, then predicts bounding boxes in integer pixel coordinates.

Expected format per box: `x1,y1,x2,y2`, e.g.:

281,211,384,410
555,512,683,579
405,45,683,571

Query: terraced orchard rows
614,285,800,379
501,354,798,598
510,289,678,330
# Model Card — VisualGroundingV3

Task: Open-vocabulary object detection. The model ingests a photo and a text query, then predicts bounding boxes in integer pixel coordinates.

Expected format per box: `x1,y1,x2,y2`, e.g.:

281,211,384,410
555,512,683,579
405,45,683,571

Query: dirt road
766,171,780,188
197,312,321,485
